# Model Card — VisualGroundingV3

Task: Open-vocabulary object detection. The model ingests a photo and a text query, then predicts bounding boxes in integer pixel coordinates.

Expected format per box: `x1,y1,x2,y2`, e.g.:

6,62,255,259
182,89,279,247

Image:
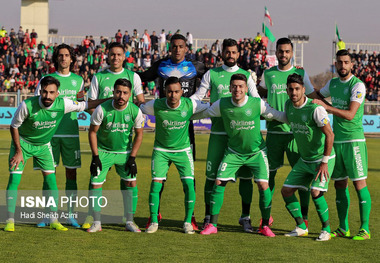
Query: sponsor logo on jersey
356,91,362,99
270,83,287,95
71,79,77,87
290,122,309,135
331,97,348,109
105,121,130,132
343,88,349,95
229,120,255,130
162,120,187,130
32,120,57,129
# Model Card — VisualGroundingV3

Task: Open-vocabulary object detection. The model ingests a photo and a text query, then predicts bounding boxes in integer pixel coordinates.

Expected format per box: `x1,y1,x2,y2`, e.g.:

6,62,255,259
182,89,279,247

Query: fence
345,43,380,53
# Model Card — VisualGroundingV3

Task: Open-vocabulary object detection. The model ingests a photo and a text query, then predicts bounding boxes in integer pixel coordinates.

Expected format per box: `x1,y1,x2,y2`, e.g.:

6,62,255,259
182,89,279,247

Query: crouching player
193,73,287,236
281,74,335,241
86,78,144,233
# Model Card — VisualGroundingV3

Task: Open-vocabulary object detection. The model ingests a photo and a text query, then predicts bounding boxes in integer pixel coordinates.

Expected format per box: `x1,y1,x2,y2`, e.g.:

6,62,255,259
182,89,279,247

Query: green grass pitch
0,130,379,262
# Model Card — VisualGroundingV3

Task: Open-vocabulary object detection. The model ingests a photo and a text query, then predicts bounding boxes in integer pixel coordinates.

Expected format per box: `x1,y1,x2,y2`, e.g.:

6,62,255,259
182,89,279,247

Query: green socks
149,182,163,223
182,179,196,223
357,186,371,233
65,179,77,214
269,170,277,196
204,179,214,216
6,173,22,219
259,188,272,223
125,186,138,222
210,184,226,226
44,173,58,212
335,187,350,231
313,195,330,232
239,179,253,218
283,194,306,230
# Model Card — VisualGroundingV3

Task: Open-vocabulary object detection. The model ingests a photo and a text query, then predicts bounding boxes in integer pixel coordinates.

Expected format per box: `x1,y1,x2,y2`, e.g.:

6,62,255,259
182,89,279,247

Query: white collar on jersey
112,100,129,111
222,64,240,72
292,96,308,109
107,68,125,75
338,74,354,84
165,98,182,109
276,65,294,72
55,71,71,77
231,95,248,107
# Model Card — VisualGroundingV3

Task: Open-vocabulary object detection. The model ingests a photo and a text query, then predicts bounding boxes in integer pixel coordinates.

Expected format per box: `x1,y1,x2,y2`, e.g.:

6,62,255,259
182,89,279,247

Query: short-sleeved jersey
138,58,206,98
12,97,87,146
220,96,265,155
285,98,333,162
261,66,314,133
35,72,84,136
320,75,365,142
88,68,143,101
91,100,143,153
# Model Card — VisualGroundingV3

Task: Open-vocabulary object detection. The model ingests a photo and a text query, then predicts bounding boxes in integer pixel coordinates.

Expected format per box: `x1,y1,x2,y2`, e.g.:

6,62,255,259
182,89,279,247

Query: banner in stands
0,107,379,133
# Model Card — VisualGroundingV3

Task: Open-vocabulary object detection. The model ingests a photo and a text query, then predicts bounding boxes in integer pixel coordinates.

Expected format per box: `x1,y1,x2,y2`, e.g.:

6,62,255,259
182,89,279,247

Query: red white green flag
265,6,273,26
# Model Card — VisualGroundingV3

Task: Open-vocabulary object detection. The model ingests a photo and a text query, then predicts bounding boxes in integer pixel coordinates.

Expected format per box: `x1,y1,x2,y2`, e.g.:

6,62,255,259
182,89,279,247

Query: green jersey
191,65,259,134
285,98,333,162
11,97,87,146
260,66,314,133
35,72,84,136
320,75,365,142
88,68,143,101
140,97,208,152
91,100,144,153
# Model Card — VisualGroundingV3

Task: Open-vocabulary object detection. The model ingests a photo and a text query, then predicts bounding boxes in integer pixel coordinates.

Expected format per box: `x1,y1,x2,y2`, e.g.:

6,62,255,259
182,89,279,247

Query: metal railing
345,43,380,53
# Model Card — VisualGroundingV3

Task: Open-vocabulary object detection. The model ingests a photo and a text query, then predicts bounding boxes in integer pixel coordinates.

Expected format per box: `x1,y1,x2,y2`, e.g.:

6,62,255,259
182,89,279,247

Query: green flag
336,25,341,40
262,23,276,42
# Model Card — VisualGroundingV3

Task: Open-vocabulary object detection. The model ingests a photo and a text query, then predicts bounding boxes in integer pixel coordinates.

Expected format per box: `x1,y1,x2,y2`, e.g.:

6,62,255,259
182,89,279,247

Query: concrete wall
20,0,49,45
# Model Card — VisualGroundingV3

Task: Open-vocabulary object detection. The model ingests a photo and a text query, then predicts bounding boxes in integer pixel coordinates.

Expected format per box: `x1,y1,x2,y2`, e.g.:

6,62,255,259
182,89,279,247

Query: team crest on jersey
245,109,252,116
51,112,57,118
344,88,349,95
71,79,77,87
103,87,112,97
356,91,362,99
181,110,187,117
32,121,39,128
301,114,307,122
183,66,189,72
106,122,113,130
124,114,131,122
217,84,224,94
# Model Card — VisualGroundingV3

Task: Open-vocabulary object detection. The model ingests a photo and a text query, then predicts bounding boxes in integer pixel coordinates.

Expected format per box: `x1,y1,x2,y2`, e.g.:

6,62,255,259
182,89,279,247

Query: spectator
123,31,130,46
150,31,158,52
115,29,122,43
159,29,166,52
30,29,38,48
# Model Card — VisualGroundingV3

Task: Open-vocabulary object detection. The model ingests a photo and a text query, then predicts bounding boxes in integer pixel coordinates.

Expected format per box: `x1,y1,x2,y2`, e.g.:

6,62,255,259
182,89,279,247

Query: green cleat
331,227,350,238
82,215,93,229
4,220,15,232
352,229,371,241
50,221,68,231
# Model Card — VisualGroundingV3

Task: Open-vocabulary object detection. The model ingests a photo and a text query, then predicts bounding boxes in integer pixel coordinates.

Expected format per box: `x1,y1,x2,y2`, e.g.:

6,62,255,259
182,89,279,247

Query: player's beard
223,58,236,67
337,69,350,78
278,57,291,67
42,99,53,107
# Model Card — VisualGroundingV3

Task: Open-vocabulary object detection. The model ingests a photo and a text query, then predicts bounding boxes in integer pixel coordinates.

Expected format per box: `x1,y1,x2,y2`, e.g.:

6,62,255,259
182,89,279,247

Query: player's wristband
321,156,329,163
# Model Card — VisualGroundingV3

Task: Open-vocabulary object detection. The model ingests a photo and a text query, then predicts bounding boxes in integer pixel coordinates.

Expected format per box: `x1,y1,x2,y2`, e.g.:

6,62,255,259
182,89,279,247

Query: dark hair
336,49,352,59
287,73,304,86
164,76,181,88
52,44,76,71
114,78,132,90
222,38,238,51
170,34,187,44
276,37,293,50
108,42,124,51
40,76,60,90
230,73,247,84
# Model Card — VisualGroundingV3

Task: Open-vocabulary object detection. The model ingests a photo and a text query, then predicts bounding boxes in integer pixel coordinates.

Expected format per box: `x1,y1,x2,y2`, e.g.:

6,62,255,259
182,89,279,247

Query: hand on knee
311,190,324,199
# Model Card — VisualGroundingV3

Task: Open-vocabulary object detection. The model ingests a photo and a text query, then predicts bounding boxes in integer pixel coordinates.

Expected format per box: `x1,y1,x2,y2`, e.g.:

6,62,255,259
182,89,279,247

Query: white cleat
239,216,254,233
146,223,158,233
125,221,141,233
86,223,102,233
183,222,195,234
316,230,331,241
284,226,309,237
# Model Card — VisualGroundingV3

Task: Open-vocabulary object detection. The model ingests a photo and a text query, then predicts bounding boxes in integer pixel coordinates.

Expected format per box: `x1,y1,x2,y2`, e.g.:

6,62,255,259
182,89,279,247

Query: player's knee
215,180,227,186
353,179,367,191
124,180,136,187
311,190,324,199
281,186,294,197
256,181,269,191
334,179,348,189
65,168,77,180
153,179,163,184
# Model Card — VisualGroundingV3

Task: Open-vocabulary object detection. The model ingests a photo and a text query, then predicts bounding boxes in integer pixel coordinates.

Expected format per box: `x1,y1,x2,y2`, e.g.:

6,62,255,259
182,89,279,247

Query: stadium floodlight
287,35,310,67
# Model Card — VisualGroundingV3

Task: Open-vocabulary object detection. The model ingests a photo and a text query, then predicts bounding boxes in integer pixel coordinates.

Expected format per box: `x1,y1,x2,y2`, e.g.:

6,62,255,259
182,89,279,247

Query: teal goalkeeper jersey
37,72,84,136
219,96,265,155
209,67,251,134
263,66,307,133
92,100,142,153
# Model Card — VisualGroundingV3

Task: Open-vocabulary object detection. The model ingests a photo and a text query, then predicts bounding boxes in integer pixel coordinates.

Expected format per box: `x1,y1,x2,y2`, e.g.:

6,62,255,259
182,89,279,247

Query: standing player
140,77,208,234
86,79,144,233
191,38,259,232
35,44,84,228
313,49,371,240
139,34,206,228
194,74,286,236
258,37,318,225
281,74,335,241
83,41,145,229
4,76,108,232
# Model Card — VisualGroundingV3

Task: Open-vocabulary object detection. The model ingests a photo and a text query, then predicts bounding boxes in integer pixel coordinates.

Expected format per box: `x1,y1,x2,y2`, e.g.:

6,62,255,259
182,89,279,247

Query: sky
1,0,380,76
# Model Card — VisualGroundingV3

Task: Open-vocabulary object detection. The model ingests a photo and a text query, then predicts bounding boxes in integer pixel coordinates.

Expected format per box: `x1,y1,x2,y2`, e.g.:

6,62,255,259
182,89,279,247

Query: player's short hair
40,76,60,90
287,73,304,86
108,42,124,51
230,73,247,84
336,49,352,59
52,43,76,71
276,37,293,50
114,78,132,91
222,38,238,51
170,34,187,44
164,76,181,88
